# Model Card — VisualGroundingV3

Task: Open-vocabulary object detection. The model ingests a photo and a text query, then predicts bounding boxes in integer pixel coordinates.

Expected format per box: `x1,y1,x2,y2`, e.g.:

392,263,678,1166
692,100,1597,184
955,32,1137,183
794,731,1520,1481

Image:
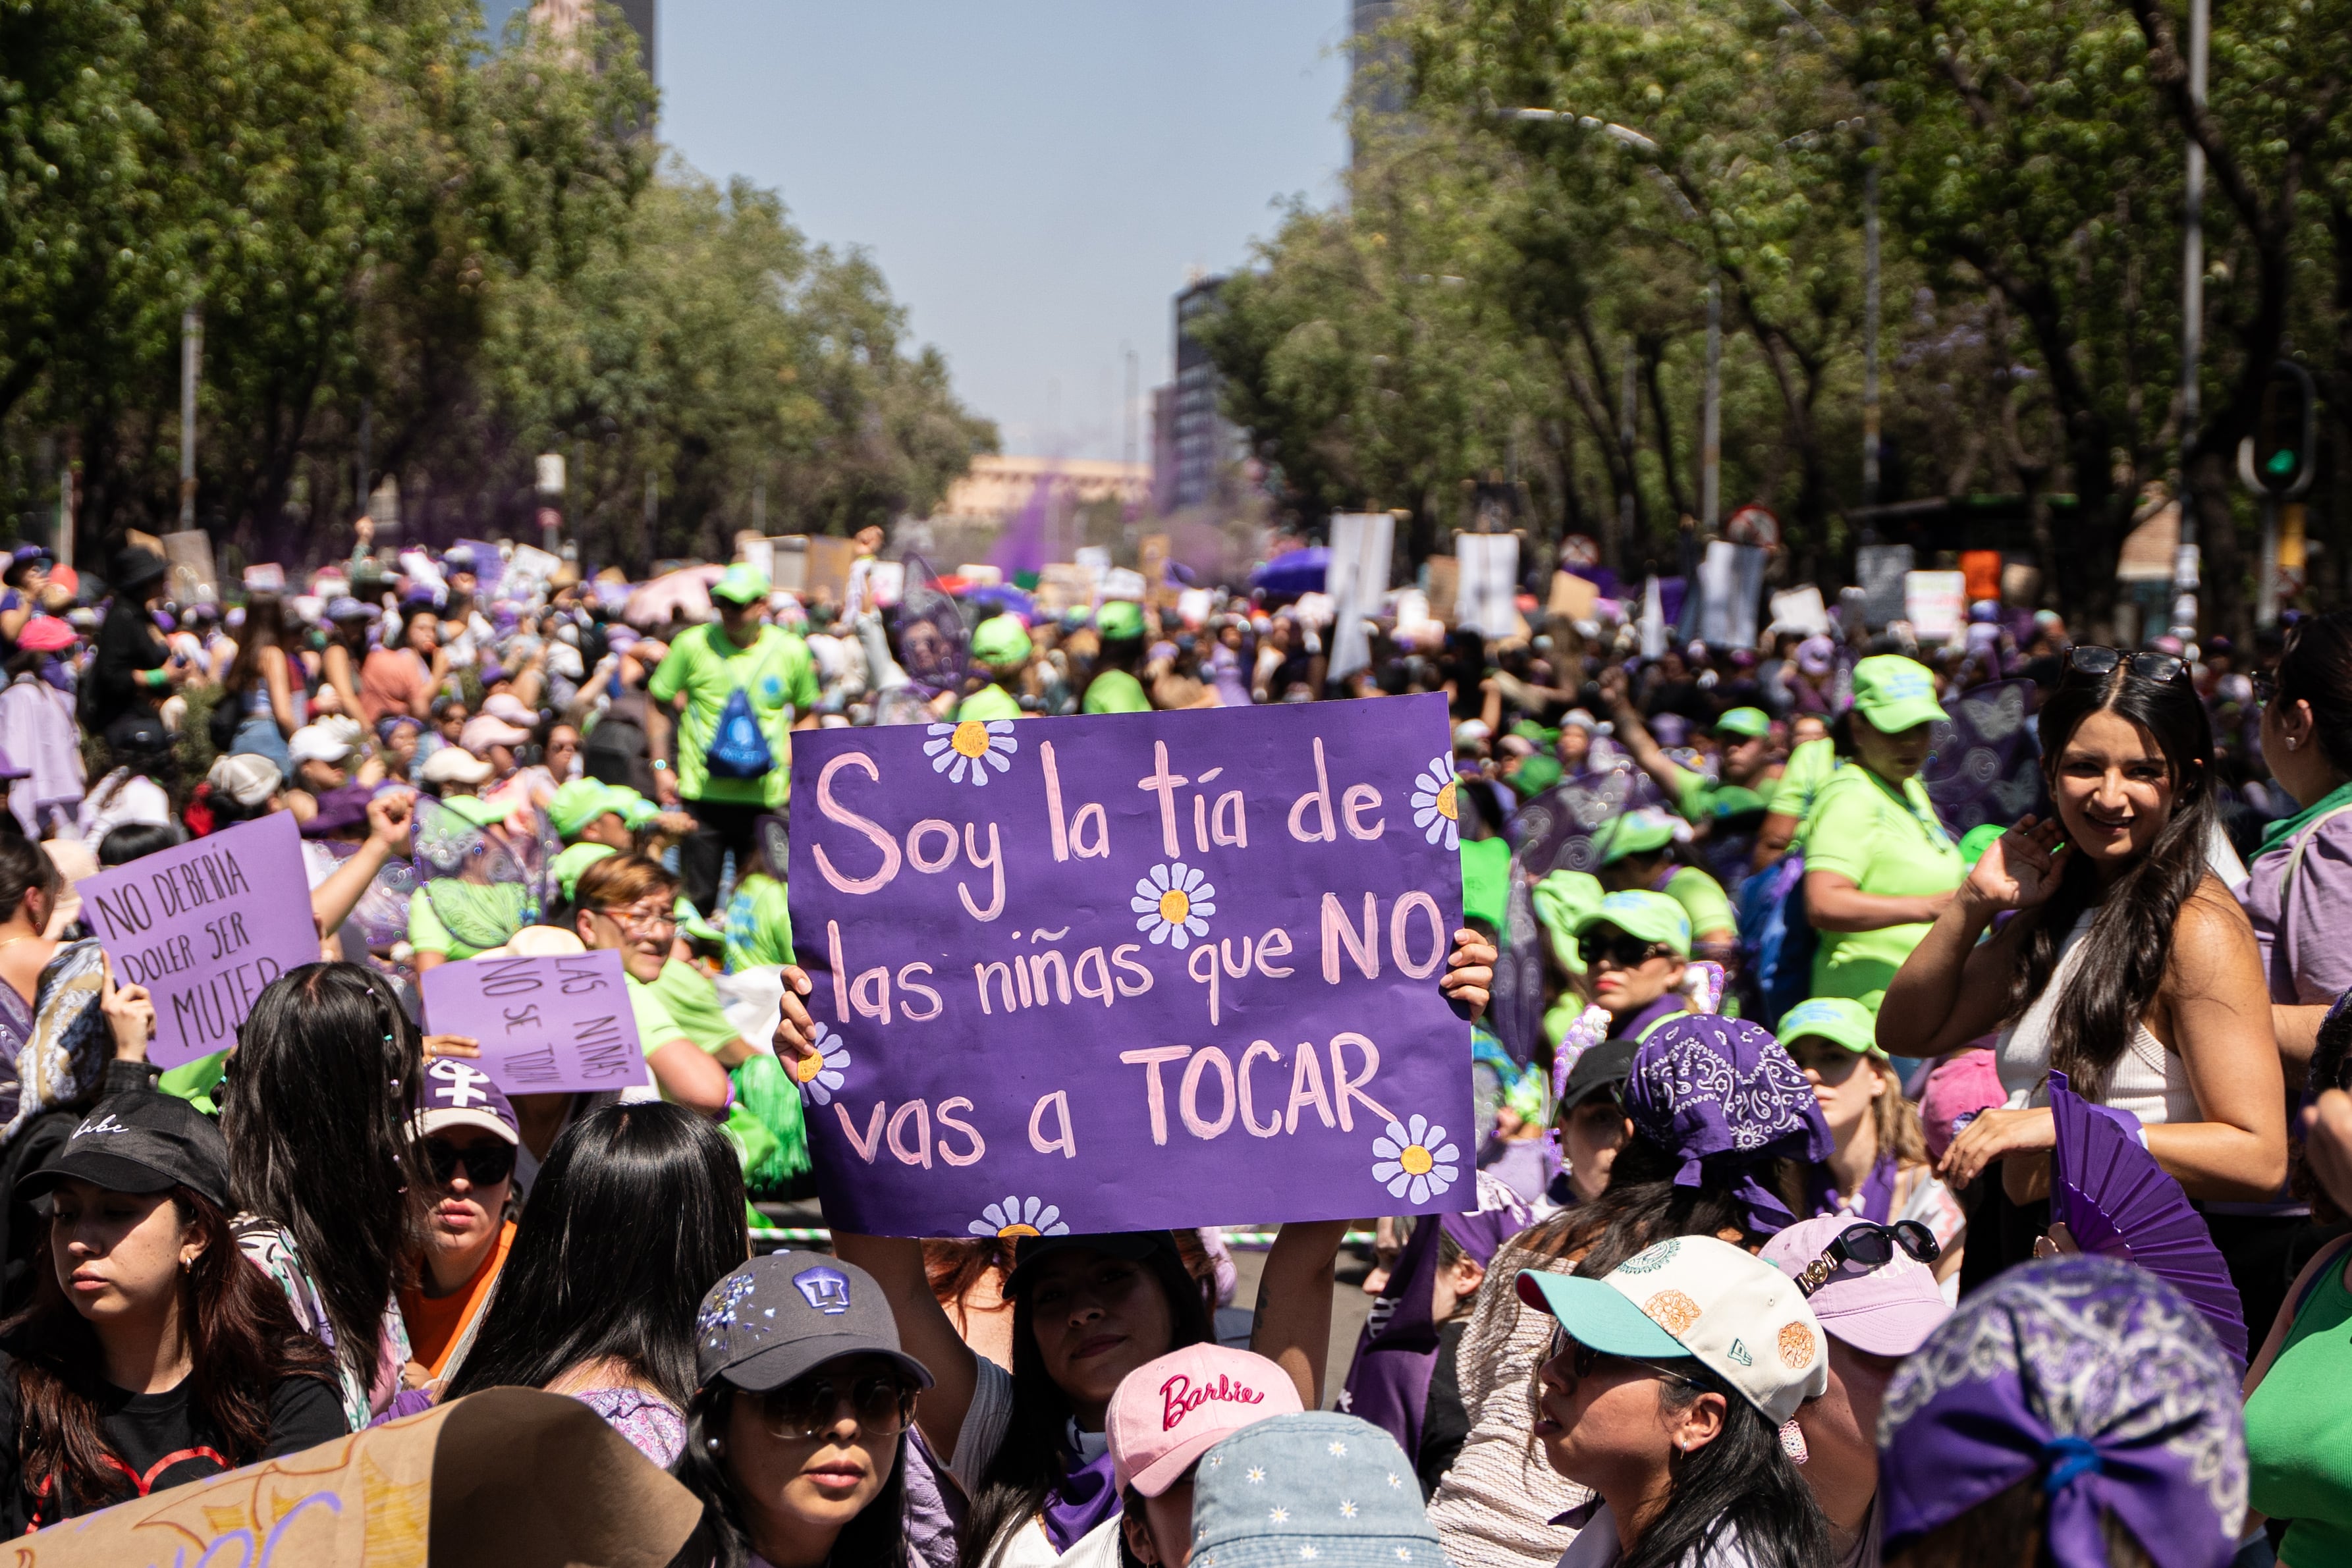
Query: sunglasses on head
2064,645,2189,687
420,1138,515,1187
1579,933,1672,969
755,1372,919,1442
1792,1219,1940,1297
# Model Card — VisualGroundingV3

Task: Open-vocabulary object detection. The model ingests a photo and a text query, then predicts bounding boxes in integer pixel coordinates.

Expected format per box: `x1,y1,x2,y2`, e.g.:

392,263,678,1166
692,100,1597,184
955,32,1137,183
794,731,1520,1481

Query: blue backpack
1735,853,1816,1029
705,683,775,780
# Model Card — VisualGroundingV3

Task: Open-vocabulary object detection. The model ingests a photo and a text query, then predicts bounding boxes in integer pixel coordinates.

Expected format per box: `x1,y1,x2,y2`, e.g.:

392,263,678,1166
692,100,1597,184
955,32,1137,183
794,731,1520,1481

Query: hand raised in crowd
365,786,416,850
2305,1093,2352,1216
422,1035,481,1060
1937,1104,2056,1187
98,954,155,1064
1962,814,2067,913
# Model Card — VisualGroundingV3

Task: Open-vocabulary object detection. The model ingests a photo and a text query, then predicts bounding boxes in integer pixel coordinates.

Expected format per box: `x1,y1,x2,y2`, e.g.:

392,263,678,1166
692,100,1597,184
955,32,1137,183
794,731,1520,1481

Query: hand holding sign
420,949,647,1095
97,954,155,1065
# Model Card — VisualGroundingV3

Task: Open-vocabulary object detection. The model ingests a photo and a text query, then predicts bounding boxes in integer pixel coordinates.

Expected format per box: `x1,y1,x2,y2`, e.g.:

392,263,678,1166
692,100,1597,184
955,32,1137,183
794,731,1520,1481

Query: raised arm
1877,819,2062,1058
1600,672,1702,806
1249,1221,1346,1409
310,790,413,939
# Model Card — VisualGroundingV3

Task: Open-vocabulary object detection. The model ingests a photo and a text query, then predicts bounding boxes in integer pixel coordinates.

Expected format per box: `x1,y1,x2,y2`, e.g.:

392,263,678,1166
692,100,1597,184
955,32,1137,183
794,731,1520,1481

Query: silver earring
707,1438,723,1452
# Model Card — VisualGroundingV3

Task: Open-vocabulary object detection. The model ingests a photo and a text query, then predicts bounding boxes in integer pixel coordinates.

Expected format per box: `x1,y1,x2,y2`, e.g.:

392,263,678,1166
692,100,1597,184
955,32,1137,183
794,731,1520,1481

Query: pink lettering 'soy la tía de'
1160,1372,1265,1431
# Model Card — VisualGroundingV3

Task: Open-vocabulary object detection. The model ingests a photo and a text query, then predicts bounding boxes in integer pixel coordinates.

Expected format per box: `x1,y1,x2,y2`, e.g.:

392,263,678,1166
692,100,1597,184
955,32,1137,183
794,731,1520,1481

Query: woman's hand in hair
1962,815,2066,914
98,956,154,1062
771,965,820,1069
1936,1104,2055,1188
1440,929,1496,1022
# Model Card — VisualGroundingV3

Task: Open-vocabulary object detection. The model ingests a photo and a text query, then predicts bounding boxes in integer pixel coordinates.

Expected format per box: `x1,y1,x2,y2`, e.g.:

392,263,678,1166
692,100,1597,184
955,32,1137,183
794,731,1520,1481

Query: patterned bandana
1878,1255,2246,1568
1622,1015,1830,1237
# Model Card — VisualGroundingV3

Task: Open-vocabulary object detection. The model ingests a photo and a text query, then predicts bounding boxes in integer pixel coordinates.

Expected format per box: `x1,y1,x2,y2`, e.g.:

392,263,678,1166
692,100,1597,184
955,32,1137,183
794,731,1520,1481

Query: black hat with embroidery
693,1251,934,1394
17,1089,230,1210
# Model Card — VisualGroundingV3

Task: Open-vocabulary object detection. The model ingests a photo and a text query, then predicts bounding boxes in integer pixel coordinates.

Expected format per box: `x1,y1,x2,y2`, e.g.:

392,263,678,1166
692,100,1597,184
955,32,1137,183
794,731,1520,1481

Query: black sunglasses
420,1138,516,1187
756,1373,919,1442
1545,1324,1705,1389
1792,1220,1940,1297
2065,645,2189,687
1579,933,1671,969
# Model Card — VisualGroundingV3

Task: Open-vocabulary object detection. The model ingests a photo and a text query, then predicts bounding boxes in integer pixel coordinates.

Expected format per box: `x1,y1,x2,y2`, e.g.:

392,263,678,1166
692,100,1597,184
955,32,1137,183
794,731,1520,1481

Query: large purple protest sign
420,949,647,1094
76,812,319,1068
788,693,1472,1237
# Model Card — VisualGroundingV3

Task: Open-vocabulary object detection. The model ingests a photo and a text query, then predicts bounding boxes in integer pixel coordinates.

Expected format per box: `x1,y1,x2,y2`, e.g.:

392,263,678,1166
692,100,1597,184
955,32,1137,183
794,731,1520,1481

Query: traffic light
2249,360,2316,497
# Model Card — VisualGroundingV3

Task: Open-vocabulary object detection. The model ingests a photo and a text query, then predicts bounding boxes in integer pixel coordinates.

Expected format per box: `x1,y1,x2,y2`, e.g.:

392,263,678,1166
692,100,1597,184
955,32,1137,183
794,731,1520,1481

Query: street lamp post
2169,0,2209,639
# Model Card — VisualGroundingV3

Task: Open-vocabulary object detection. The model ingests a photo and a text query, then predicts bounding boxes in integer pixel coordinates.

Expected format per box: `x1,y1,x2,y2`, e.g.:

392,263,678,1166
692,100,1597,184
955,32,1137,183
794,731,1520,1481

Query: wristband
651,759,670,772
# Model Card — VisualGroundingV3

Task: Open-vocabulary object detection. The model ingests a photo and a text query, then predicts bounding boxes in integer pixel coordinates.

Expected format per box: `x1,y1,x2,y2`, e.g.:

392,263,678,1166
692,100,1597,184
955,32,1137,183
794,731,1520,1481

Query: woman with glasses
1563,890,1695,1048
1519,1235,1832,1567
570,853,732,1117
670,1252,931,1568
439,1102,748,1465
1881,645,2286,1272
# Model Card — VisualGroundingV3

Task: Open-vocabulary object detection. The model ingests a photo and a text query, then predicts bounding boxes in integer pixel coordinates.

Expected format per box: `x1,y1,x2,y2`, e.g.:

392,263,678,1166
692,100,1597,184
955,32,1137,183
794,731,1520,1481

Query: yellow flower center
1435,779,1460,821
1157,888,1192,925
1400,1143,1434,1176
997,1223,1041,1238
792,1052,825,1083
950,721,993,759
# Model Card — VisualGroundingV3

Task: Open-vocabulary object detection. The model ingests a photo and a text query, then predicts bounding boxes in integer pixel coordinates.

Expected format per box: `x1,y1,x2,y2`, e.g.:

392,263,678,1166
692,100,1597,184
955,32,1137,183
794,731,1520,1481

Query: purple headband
1622,1015,1830,1237
1878,1255,2245,1568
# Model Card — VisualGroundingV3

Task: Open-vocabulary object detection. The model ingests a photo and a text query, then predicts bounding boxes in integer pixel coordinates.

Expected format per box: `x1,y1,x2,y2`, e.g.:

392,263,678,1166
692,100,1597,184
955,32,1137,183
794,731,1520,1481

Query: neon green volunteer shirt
1083,669,1151,715
1663,865,1736,942
1802,767,1965,1011
648,623,818,808
1768,738,1840,830
626,971,690,1056
724,873,795,974
651,958,744,1054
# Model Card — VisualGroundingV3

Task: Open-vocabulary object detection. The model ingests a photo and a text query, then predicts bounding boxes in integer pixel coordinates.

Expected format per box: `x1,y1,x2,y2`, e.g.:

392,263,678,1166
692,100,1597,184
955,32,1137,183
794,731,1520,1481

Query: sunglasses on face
1792,1219,1940,1297
1578,933,1671,970
1545,1324,1704,1390
756,1373,919,1442
420,1138,515,1187
2065,645,2189,687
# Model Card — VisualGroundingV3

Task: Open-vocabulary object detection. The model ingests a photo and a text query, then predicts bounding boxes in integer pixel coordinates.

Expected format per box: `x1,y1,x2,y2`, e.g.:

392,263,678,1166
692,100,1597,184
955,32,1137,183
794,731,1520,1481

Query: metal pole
2170,0,2208,636
1862,165,1882,508
178,308,202,528
356,398,372,517
2258,493,2280,627
753,477,765,535
1618,341,1638,561
1703,273,1722,529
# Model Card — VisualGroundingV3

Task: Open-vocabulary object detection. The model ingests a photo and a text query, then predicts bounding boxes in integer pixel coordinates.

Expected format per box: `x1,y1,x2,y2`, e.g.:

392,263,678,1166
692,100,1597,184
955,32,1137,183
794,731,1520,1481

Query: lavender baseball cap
1760,1213,1950,1357
414,1058,518,1145
1625,1016,1832,1237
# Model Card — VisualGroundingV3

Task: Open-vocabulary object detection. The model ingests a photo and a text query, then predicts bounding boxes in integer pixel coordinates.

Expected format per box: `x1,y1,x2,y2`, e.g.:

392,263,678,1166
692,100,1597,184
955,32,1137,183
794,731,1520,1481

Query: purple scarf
1624,1015,1832,1238
1807,1152,1898,1225
1041,1447,1120,1554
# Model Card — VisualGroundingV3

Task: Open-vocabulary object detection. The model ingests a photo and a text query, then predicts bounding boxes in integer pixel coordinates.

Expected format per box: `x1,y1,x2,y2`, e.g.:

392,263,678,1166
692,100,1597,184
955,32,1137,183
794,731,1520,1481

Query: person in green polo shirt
1595,807,1737,965
1801,655,1966,1012
649,563,820,916
1080,601,1153,714
957,614,1032,722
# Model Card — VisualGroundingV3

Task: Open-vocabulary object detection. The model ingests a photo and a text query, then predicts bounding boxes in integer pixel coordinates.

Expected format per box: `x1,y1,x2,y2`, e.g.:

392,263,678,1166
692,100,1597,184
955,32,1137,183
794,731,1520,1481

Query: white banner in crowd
1325,512,1396,680
1905,570,1967,641
1455,533,1519,639
1855,543,1915,628
1695,541,1766,647
1769,585,1832,635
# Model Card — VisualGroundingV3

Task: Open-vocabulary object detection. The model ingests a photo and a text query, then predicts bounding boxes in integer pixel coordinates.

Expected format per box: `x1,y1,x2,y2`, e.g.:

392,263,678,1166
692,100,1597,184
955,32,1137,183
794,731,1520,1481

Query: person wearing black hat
0,545,53,651
82,547,186,757
1546,1040,1638,1212
669,1251,933,1568
0,1089,342,1531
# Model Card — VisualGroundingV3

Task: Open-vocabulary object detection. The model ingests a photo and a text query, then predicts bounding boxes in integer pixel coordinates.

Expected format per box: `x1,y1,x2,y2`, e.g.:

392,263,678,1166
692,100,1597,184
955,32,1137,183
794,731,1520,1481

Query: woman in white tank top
1877,649,2284,1245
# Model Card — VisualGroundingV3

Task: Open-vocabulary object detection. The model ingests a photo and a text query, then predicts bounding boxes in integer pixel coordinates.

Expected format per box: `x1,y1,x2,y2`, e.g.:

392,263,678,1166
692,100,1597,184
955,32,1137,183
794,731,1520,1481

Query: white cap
420,747,494,786
287,724,354,767
208,753,283,808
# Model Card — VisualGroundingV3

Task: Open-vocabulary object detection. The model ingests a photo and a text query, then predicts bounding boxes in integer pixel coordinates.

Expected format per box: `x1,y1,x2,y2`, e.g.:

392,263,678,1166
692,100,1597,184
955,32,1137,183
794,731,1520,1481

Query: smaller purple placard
420,948,647,1094
78,812,321,1068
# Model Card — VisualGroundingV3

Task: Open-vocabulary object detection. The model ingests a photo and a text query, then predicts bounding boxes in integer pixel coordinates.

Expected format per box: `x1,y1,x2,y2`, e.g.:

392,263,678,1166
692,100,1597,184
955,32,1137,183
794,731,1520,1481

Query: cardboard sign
78,813,319,1068
159,530,219,607
805,535,858,605
1547,570,1599,622
1139,533,1174,612
788,694,1473,1237
16,1386,700,1568
420,949,647,1094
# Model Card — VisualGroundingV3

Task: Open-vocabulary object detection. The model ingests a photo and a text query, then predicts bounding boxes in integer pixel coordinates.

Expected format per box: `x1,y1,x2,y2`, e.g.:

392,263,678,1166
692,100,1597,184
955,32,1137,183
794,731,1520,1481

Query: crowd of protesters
0,518,2342,1566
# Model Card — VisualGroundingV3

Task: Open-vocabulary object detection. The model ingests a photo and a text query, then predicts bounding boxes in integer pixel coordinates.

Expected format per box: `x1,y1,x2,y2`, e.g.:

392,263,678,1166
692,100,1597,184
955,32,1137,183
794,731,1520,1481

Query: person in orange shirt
397,1058,520,1387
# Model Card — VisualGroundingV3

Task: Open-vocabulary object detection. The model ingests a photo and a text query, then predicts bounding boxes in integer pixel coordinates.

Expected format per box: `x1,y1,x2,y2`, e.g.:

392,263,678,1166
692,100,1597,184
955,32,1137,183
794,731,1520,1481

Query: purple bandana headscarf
1623,1015,1830,1237
1878,1255,2246,1568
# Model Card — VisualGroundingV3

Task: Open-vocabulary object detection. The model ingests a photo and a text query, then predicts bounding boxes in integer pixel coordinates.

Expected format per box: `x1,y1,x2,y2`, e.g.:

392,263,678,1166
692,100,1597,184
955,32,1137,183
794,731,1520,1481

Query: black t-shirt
0,1355,344,1532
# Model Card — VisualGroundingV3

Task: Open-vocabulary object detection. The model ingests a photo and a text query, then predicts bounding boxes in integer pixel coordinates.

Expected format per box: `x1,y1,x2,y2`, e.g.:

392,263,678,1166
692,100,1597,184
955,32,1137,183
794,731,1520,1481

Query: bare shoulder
2166,877,2262,988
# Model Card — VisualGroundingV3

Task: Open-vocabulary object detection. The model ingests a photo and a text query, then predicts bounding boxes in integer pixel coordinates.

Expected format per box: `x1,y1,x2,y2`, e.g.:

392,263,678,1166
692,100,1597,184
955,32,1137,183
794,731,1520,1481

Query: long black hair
442,1102,746,1408
2274,611,2352,780
668,1379,910,1568
1625,1370,1830,1568
957,1235,1214,1568
221,962,425,1398
2009,662,2218,1100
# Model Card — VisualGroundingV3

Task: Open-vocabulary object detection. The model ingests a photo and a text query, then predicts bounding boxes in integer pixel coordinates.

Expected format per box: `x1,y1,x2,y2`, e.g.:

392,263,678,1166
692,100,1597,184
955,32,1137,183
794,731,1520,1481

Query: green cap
1571,890,1691,958
1703,784,1769,820
547,779,636,842
1775,996,1883,1058
1532,869,1605,973
436,794,508,830
1714,707,1771,741
1849,655,1948,734
1095,601,1144,640
956,684,1024,722
1508,753,1562,798
1511,719,1562,749
1957,823,2006,866
1460,837,1510,930
712,562,772,605
1597,808,1678,866
553,841,617,904
971,615,1033,669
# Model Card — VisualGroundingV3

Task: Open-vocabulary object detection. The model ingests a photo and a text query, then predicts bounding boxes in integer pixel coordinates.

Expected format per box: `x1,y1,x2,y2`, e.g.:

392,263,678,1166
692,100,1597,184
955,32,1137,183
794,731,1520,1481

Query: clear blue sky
634,1,1350,463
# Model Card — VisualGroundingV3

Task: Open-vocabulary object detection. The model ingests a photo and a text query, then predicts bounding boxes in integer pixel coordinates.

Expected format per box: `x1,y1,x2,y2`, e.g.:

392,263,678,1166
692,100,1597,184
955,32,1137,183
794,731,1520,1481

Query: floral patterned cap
1624,1015,1832,1237
1190,1412,1442,1568
1878,1255,2247,1568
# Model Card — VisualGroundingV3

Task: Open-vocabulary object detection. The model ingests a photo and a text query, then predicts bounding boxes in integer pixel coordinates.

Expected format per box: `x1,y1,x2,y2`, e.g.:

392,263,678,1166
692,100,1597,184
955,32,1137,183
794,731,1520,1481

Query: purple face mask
1878,1255,2246,1568
1623,1015,1830,1237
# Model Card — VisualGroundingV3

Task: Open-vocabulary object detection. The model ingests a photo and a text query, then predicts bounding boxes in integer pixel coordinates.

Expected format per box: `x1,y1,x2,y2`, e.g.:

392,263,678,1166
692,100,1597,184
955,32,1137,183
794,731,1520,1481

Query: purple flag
420,949,648,1095
787,694,1473,1237
78,813,320,1068
894,554,969,697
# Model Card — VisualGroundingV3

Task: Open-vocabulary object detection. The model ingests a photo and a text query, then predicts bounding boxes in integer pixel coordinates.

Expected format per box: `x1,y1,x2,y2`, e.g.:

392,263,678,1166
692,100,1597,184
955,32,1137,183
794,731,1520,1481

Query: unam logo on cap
794,1266,853,1316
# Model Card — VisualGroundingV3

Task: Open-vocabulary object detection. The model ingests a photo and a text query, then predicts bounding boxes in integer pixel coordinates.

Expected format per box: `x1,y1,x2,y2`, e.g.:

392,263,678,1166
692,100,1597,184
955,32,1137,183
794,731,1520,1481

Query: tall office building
1168,278,1243,514
1350,0,1408,165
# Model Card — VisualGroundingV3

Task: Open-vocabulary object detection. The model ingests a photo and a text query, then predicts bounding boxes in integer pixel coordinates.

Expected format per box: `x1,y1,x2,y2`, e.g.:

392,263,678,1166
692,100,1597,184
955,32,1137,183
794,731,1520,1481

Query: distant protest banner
788,693,1472,1237
78,813,318,1068
421,950,647,1095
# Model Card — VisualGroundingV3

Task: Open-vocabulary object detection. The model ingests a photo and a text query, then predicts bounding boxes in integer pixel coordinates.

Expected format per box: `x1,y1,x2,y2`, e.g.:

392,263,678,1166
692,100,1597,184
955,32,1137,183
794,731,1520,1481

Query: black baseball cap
1004,1230,1183,1298
1558,1039,1638,1114
18,1090,230,1210
694,1252,933,1395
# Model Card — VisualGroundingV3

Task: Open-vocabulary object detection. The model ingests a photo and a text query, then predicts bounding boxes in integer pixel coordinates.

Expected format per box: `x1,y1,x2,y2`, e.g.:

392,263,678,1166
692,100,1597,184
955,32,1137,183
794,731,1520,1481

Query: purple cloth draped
1806,1152,1898,1225
1041,1449,1121,1554
1918,678,2047,838
1624,1015,1832,1238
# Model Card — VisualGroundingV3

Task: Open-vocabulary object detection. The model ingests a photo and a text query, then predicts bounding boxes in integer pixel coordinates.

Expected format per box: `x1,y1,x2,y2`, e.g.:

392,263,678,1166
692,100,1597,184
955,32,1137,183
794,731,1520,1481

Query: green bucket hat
1460,838,1510,931
1714,707,1771,741
1095,600,1145,640
553,841,617,904
1570,890,1691,958
1850,654,1948,734
1775,996,1884,1058
971,615,1033,669
1532,869,1605,973
547,779,636,842
1597,808,1678,867
711,562,772,606
435,794,509,830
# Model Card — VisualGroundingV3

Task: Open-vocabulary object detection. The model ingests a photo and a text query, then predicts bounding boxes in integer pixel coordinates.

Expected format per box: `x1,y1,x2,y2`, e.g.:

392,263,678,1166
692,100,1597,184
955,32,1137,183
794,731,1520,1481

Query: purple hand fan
2048,1069,2248,1365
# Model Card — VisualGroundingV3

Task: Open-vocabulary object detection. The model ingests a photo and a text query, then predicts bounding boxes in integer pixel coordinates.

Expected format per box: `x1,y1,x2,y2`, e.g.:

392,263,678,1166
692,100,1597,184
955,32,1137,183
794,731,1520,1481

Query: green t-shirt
651,958,743,1054
408,883,530,960
625,971,689,1055
1768,738,1840,827
1663,865,1736,942
1082,669,1151,715
1802,767,1965,1011
956,684,1024,722
724,873,795,974
648,623,819,808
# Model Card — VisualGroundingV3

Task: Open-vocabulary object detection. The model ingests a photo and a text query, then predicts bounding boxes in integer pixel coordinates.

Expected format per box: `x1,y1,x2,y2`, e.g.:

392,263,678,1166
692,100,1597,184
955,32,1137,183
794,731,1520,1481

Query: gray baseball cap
693,1252,934,1395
